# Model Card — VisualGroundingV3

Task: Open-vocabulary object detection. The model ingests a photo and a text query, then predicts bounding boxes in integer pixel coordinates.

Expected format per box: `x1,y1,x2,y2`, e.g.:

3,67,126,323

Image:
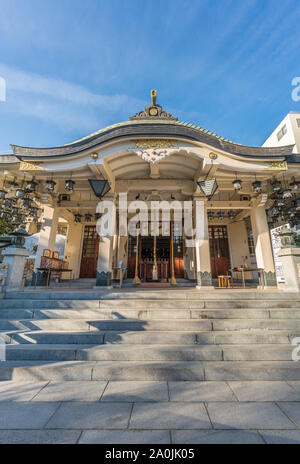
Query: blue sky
0,0,299,153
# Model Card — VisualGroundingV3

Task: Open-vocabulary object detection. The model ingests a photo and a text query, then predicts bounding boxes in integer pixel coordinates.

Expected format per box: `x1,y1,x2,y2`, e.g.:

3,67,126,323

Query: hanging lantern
15,189,25,199
88,179,111,198
0,189,7,200
270,206,279,217
23,198,32,209
197,179,218,200
85,213,92,222
74,213,82,223
290,178,299,190
228,211,235,220
252,180,262,193
26,180,37,192
45,179,57,192
276,198,285,207
232,179,242,191
8,180,18,190
4,198,13,208
207,211,214,220
290,206,297,217
283,188,292,199
217,211,225,220
65,179,75,192
271,180,281,192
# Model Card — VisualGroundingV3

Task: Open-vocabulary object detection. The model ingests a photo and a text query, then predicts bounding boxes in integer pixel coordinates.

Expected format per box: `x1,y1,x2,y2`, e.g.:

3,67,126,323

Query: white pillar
250,206,276,287
64,221,84,279
277,248,300,292
95,236,114,287
194,199,212,287
32,206,59,285
3,248,29,291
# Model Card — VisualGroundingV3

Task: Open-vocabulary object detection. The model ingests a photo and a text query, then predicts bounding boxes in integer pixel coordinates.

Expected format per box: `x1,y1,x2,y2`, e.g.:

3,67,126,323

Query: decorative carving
132,139,176,150
130,89,178,121
265,161,288,171
132,139,177,164
19,162,44,171
197,271,212,287
263,271,277,287
136,149,169,164
96,271,111,287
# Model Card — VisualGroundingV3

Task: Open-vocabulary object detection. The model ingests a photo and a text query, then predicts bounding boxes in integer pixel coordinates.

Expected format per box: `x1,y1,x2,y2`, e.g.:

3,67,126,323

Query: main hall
1,90,299,291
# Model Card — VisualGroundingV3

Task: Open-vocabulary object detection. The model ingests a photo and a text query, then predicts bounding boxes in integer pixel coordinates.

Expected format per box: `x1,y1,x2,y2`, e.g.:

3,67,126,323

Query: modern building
0,91,299,290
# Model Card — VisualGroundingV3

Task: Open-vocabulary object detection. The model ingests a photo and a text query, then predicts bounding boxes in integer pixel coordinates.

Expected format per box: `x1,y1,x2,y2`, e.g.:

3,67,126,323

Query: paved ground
1,380,300,443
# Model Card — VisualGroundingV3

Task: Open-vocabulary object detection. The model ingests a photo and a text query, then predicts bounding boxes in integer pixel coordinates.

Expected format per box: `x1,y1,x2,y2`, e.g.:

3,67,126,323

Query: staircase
1,290,300,381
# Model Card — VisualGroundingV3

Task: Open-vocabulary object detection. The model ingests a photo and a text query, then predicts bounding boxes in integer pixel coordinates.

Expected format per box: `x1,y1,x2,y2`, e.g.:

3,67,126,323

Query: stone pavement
1,380,300,443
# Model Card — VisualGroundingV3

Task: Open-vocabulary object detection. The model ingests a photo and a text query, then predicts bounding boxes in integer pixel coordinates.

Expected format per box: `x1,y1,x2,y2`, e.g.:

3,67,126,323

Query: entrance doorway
127,229,184,281
209,225,231,278
79,226,99,278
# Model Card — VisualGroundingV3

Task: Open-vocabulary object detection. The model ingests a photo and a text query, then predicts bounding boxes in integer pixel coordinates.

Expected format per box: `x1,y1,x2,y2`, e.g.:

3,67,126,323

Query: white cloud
0,63,144,130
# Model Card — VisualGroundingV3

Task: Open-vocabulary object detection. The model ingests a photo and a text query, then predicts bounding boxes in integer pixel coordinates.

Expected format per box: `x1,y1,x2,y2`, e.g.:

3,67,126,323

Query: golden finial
151,89,157,106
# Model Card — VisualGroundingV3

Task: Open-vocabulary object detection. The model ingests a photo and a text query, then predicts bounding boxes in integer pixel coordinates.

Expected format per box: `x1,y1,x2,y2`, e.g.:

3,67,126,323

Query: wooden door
209,225,231,278
173,234,184,278
79,226,99,278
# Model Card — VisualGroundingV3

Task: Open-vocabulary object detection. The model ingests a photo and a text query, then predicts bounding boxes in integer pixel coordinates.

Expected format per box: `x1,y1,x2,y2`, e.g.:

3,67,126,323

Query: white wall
263,112,300,153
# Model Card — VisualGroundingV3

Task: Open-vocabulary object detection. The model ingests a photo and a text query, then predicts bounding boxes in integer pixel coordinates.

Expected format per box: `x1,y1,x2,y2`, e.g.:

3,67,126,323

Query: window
277,125,287,141
297,119,300,128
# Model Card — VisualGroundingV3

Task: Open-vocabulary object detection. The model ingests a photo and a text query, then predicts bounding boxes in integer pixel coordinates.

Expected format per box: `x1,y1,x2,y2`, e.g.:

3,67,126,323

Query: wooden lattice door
79,226,99,278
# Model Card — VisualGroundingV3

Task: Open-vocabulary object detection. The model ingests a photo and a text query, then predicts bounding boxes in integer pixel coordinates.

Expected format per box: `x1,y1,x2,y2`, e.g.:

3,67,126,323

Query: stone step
1,298,300,310
3,308,300,320
2,343,295,362
1,360,300,381
2,317,300,332
4,329,297,345
0,319,213,332
4,291,300,300
3,344,223,361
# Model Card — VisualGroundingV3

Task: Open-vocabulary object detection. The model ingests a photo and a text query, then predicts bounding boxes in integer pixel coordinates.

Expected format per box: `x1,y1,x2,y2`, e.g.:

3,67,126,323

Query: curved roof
10,119,294,161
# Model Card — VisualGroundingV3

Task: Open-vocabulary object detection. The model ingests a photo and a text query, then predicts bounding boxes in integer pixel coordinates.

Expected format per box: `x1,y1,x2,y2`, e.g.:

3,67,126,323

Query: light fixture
84,213,92,222
252,180,262,193
276,198,285,207
271,180,281,192
74,213,82,223
4,198,13,208
197,178,218,200
232,179,242,191
45,179,57,192
23,198,32,209
88,179,111,198
9,179,18,190
228,211,235,220
0,189,7,200
282,188,292,199
26,179,37,192
290,178,299,190
207,211,214,220
217,211,225,220
65,179,75,192
290,206,297,217
15,189,25,199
